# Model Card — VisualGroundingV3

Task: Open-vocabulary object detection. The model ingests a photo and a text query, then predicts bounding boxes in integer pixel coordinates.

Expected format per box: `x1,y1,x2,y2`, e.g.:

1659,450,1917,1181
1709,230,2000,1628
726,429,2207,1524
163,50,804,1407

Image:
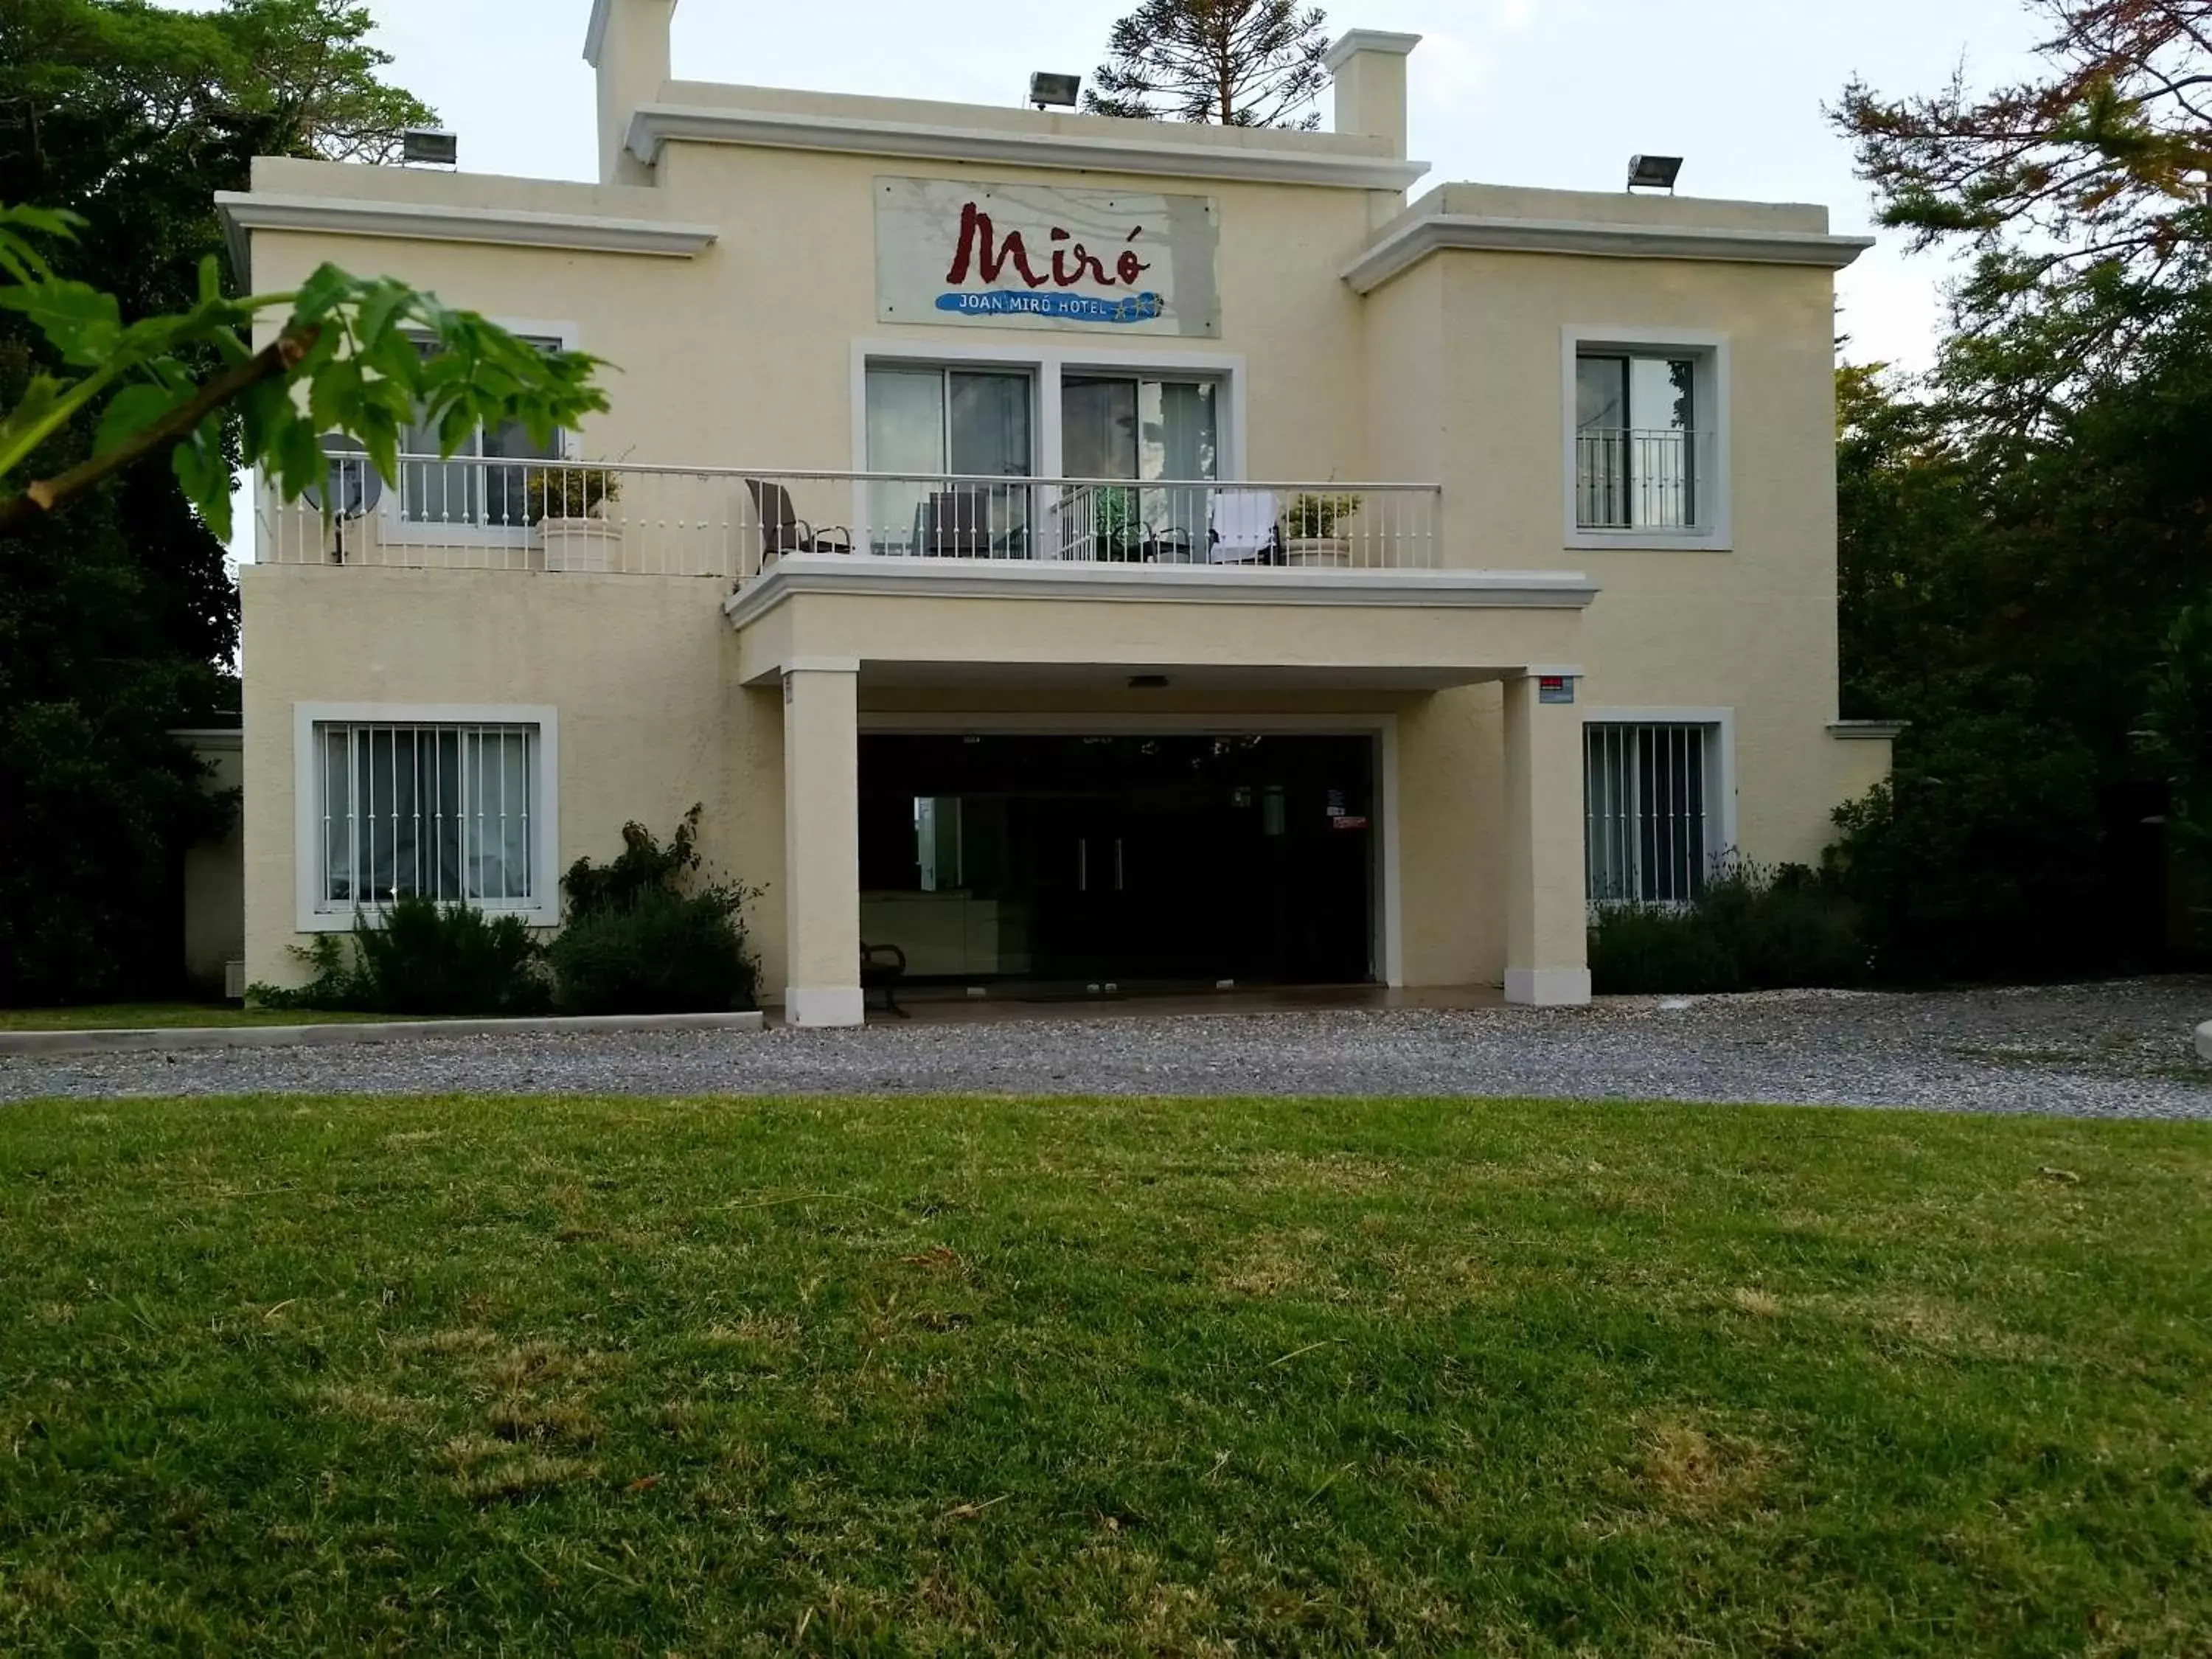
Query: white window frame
850,338,1250,486
292,702,561,932
378,318,582,549
1579,706,1737,905
1561,327,1731,552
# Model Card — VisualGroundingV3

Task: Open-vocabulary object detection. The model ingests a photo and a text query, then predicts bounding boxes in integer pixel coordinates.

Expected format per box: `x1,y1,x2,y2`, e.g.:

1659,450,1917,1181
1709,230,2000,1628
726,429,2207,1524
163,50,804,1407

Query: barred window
315,721,541,913
1585,722,1717,904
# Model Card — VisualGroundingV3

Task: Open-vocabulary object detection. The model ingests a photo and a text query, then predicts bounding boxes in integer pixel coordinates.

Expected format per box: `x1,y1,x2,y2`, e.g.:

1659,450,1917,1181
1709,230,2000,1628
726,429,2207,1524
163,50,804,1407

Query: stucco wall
240,562,1537,994
231,109,1885,995
1397,246,1878,866
178,735,246,994
240,565,785,991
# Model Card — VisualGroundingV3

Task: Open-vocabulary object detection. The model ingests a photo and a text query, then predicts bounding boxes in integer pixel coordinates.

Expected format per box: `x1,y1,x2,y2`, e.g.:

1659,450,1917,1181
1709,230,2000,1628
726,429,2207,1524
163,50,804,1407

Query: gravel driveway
7,978,2212,1118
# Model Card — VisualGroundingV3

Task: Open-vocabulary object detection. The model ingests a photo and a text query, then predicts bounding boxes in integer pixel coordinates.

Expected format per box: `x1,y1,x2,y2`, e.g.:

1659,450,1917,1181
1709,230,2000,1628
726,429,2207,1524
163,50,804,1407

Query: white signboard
876,177,1220,337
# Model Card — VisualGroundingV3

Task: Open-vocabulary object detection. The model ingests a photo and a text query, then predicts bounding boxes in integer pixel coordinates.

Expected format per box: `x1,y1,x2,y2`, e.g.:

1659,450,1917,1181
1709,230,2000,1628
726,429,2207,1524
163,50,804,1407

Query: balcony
254,456,1444,582
1573,428,1717,535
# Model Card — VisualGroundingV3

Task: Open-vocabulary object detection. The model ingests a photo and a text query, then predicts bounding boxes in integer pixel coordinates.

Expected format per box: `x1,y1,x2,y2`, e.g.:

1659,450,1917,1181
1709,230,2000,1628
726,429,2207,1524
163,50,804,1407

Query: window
1562,330,1728,548
863,364,1034,553
397,333,568,531
1576,352,1700,529
304,715,553,923
1584,721,1720,904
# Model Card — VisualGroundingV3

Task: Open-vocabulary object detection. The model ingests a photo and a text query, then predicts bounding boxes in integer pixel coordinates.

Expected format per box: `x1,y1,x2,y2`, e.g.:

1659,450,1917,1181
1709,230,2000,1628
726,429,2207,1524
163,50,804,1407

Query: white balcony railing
254,458,1443,581
1574,428,1715,532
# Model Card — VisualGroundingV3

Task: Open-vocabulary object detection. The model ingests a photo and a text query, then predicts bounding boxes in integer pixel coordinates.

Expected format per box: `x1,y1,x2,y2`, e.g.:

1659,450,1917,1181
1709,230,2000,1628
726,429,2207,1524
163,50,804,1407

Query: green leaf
276,418,324,501
94,380,189,454
170,418,230,531
0,278,125,366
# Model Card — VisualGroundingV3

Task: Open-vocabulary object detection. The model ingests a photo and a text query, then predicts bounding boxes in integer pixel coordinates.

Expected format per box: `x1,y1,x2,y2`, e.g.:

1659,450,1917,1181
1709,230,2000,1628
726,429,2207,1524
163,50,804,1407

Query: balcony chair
1208,488,1285,565
914,487,1025,559
746,479,852,563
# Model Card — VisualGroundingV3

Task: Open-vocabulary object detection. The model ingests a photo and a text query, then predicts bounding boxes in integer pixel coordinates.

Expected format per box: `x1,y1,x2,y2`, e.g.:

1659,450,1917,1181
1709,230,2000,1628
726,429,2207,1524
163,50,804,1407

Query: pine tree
1085,0,1332,130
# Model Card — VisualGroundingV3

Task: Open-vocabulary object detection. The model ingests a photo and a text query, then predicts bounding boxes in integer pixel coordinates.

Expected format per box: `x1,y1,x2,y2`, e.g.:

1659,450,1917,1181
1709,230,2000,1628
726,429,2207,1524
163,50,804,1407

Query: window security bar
1573,428,1715,532
316,721,538,913
1584,722,1714,905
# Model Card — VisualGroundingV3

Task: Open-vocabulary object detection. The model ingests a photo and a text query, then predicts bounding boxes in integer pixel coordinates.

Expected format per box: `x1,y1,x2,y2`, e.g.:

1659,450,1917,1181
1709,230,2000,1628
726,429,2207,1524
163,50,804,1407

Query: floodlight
1029,72,1081,110
401,128,459,167
1627,154,1683,192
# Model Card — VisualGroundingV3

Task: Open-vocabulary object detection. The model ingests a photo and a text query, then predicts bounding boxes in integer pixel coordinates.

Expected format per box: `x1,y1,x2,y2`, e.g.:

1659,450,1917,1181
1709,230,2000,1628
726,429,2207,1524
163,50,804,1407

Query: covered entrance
858,732,1376,989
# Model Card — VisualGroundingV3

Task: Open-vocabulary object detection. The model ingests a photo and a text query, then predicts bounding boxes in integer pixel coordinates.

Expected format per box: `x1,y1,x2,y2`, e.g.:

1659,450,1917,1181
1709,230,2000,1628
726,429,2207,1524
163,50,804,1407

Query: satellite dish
300,435,382,564
302,434,383,518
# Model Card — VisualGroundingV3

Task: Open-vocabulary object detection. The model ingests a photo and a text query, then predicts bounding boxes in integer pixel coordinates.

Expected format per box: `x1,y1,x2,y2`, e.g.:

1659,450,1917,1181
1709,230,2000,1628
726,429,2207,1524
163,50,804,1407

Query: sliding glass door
1059,376,1218,560
863,366,1034,554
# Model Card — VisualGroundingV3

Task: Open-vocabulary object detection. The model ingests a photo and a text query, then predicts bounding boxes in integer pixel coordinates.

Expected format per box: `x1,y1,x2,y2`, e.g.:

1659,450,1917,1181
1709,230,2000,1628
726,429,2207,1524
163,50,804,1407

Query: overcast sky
349,0,2049,372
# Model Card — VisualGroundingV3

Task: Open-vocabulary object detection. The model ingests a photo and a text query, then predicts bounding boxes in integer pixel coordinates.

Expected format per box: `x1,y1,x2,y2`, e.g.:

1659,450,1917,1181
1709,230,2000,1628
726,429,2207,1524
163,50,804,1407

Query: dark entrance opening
858,733,1376,990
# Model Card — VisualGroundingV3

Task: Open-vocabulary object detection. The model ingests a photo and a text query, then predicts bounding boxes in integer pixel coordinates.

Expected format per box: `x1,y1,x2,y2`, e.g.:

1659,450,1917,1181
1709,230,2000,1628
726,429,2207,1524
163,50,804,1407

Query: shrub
522,467,620,522
1587,858,1866,995
548,807,760,1014
1823,711,2110,981
251,897,549,1015
1285,490,1360,538
1586,903,1740,995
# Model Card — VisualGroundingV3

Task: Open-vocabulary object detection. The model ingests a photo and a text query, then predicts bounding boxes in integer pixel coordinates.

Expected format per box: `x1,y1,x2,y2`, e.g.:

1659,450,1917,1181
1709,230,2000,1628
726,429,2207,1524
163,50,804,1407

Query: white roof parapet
1324,29,1422,72
214,192,720,262
1343,211,1875,291
625,104,1431,192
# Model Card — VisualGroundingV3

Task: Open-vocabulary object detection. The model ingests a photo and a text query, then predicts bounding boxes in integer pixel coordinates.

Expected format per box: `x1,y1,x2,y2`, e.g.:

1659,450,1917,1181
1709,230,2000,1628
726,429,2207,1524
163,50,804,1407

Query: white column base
1505,967,1592,1007
784,985,866,1027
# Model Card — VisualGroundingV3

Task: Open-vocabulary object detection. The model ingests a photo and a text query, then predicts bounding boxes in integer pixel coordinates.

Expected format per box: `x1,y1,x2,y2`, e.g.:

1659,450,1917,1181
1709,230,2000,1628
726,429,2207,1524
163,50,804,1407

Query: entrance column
1502,672,1591,1006
781,663,863,1026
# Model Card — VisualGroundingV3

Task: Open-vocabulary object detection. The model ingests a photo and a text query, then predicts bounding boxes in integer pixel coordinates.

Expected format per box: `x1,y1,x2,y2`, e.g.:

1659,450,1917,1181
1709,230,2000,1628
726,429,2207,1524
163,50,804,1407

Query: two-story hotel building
217,0,1892,1023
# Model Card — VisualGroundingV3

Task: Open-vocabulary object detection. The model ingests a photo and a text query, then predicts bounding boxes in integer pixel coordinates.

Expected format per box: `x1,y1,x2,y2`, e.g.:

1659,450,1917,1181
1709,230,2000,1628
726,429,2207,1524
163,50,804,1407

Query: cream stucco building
217,0,1891,1024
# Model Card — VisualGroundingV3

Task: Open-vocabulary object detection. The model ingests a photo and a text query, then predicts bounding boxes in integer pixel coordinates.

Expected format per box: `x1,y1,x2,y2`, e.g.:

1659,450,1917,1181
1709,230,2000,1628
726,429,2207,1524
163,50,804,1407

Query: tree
1835,1,2212,422
1085,0,1332,129
0,2,598,1003
0,0,435,171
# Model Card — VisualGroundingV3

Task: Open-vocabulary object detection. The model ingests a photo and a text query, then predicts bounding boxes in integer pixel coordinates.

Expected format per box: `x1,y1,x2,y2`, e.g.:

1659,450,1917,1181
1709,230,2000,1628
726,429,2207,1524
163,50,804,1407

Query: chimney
584,0,678,185
1325,30,1420,159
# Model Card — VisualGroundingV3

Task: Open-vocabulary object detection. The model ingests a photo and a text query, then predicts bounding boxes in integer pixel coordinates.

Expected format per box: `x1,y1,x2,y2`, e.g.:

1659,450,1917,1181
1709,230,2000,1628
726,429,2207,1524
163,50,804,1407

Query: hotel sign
875,177,1220,337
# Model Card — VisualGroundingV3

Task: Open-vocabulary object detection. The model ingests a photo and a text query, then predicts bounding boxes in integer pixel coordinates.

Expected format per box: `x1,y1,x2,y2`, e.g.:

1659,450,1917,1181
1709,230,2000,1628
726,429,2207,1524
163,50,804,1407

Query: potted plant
1284,490,1362,567
528,467,622,573
1093,484,1141,560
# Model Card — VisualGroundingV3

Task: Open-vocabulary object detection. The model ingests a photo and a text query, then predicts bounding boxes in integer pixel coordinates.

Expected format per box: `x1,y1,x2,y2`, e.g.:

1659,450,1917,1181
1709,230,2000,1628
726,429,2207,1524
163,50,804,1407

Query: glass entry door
1059,377,1218,560
863,366,1033,554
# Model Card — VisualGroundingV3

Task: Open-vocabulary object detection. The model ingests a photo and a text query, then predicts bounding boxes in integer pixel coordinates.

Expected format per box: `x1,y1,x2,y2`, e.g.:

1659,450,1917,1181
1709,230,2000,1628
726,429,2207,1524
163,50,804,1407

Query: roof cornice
625,104,1430,192
582,0,613,64
1343,211,1874,292
723,554,1595,630
213,192,719,262
1324,29,1422,71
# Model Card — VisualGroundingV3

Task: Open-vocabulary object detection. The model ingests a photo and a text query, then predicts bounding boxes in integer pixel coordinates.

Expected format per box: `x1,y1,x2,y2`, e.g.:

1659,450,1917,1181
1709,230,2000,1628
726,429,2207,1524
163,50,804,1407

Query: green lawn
0,1004,392,1032
1,1094,2208,1655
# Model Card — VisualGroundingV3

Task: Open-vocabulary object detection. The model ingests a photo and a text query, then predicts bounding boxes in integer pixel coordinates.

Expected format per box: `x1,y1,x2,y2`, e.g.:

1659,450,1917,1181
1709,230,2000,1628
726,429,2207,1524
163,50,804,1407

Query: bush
251,897,549,1015
1823,711,2110,981
548,807,760,1014
1587,859,1866,995
548,888,758,1015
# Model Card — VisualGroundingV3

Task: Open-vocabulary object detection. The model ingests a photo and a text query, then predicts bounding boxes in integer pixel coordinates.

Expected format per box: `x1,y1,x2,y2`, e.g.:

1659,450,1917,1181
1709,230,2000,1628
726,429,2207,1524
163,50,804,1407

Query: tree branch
0,325,316,537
